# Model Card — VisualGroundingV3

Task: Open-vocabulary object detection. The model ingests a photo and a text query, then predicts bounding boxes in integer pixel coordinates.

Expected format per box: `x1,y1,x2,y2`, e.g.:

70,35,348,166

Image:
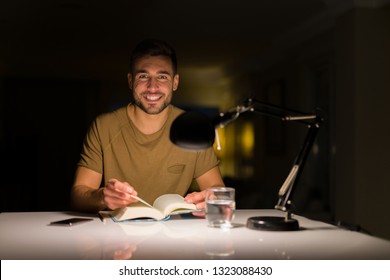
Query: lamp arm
212,102,253,128
275,123,321,213
212,97,320,129
248,97,320,125
219,98,323,213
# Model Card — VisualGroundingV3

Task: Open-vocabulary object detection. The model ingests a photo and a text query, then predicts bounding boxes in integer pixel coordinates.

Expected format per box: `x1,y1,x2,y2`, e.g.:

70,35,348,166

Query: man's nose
147,78,158,92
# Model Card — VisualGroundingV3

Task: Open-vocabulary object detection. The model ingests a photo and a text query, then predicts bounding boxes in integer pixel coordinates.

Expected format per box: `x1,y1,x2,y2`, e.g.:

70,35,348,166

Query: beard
133,92,172,115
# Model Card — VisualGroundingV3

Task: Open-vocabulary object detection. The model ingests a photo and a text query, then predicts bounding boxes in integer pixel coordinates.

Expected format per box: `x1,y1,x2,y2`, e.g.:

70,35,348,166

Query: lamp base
246,216,299,231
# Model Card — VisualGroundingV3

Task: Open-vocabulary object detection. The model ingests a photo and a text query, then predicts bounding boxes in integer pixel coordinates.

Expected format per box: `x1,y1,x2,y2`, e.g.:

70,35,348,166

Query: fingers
192,210,205,217
185,191,207,218
104,179,138,209
184,190,206,204
107,179,138,196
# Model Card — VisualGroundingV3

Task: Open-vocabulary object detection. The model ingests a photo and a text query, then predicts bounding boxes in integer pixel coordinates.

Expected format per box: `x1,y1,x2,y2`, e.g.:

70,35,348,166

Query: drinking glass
205,187,235,228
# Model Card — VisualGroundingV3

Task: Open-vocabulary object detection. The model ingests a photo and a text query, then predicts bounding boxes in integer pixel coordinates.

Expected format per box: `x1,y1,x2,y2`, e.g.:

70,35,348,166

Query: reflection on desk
1,210,390,260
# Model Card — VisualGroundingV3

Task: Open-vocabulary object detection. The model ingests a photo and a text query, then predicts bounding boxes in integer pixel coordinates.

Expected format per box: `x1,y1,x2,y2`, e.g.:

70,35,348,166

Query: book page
130,195,153,208
153,194,196,216
112,204,165,221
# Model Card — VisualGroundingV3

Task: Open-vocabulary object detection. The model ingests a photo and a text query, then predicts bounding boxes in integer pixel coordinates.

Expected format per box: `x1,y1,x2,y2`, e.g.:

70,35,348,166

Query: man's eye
139,74,148,79
159,75,168,79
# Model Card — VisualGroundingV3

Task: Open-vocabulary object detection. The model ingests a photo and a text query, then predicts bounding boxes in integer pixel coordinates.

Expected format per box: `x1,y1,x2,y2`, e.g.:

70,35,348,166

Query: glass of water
205,187,235,228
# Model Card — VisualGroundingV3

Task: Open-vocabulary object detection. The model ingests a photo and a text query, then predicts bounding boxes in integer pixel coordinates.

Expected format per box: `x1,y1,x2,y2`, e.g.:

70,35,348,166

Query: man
70,39,224,214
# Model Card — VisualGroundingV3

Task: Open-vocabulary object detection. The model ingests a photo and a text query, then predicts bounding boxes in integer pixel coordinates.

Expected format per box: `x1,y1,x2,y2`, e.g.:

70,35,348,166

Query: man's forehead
134,55,174,71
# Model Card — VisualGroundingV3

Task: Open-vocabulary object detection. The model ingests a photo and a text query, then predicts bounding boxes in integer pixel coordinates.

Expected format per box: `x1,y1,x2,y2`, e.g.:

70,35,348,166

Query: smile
144,94,163,101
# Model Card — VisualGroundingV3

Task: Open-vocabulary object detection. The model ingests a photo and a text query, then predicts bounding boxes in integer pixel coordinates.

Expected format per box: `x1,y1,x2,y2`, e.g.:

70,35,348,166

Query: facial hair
133,92,172,115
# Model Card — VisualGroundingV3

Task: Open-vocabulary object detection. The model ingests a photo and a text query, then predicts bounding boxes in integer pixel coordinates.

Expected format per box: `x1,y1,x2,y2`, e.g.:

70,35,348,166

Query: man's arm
184,166,225,215
196,166,225,191
71,166,139,213
70,166,106,213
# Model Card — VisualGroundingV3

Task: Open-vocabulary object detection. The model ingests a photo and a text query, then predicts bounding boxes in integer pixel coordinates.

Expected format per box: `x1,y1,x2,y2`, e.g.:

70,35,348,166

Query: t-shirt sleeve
193,147,220,178
77,119,103,174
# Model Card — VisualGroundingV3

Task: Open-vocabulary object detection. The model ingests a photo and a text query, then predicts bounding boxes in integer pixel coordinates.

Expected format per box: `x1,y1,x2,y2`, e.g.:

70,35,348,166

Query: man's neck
127,104,171,135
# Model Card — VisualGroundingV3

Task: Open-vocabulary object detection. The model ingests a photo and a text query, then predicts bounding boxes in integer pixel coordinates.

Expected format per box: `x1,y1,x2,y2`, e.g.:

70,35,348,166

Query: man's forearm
70,185,106,213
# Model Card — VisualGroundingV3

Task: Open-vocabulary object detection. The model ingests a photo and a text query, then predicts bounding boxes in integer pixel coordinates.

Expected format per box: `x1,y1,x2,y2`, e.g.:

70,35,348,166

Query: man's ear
127,73,133,89
173,74,179,91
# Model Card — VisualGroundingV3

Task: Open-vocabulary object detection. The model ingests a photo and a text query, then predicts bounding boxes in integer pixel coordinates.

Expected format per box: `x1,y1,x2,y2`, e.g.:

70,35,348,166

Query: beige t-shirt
78,104,219,204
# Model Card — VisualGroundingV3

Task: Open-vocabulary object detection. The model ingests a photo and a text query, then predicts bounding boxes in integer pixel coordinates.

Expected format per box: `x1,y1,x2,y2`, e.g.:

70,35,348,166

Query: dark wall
0,77,100,211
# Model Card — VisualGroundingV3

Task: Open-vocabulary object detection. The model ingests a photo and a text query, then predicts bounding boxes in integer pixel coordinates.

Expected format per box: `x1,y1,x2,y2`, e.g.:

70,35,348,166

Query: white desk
1,210,390,260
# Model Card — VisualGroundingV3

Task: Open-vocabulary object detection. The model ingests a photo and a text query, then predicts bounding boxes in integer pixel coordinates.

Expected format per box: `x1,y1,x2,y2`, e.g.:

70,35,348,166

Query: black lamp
170,98,324,231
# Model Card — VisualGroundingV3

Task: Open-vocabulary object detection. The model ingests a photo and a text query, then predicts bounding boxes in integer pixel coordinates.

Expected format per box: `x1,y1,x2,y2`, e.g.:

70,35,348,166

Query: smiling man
70,39,224,214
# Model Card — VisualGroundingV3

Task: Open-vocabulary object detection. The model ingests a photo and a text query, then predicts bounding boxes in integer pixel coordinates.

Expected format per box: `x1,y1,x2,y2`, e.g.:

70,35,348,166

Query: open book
110,194,197,222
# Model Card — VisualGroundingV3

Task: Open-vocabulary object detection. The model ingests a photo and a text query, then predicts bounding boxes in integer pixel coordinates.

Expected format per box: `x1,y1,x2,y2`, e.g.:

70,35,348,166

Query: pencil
98,212,105,223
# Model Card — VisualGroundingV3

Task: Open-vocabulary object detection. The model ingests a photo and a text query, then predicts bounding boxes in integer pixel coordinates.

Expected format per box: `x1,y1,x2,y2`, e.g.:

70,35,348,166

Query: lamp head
169,111,215,150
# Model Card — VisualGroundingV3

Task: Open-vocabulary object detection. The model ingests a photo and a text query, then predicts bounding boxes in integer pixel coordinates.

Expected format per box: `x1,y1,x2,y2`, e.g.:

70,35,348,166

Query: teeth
145,95,161,101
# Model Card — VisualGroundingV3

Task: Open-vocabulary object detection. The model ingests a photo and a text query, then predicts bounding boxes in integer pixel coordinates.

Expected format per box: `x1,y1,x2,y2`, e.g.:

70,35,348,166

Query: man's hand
184,190,207,217
103,179,138,210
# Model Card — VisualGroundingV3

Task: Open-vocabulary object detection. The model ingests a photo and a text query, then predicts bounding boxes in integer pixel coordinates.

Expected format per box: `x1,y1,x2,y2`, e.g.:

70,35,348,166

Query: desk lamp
170,98,324,231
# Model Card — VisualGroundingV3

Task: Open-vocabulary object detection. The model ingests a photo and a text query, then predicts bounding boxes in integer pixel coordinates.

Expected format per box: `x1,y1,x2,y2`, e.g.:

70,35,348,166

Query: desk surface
1,210,390,260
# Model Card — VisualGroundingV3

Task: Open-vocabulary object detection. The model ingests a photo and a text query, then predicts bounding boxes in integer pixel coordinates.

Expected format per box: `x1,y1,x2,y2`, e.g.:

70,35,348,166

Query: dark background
1,0,389,240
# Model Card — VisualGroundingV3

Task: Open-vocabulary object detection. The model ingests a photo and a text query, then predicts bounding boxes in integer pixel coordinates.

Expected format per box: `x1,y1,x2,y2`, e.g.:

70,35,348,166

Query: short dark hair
129,38,178,74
